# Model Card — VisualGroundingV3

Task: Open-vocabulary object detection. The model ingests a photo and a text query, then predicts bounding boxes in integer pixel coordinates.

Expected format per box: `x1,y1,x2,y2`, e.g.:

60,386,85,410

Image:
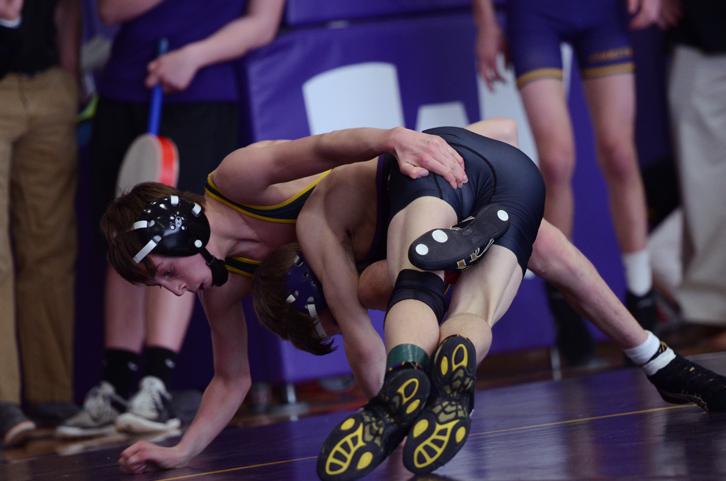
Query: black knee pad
387,269,447,322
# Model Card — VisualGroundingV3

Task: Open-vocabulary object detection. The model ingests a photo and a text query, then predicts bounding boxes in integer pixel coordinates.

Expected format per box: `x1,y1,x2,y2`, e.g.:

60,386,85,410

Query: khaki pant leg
0,74,30,403
11,69,78,403
669,47,726,324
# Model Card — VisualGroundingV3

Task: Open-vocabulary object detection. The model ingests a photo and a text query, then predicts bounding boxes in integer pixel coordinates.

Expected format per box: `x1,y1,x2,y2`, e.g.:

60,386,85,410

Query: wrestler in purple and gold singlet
506,0,634,87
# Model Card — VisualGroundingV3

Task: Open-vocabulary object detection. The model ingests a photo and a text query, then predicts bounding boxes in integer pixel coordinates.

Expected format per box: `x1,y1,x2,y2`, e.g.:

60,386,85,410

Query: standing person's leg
0,74,36,447
520,79,576,235
583,74,655,329
114,286,192,433
520,78,596,365
57,99,145,439
11,69,77,420
669,46,726,330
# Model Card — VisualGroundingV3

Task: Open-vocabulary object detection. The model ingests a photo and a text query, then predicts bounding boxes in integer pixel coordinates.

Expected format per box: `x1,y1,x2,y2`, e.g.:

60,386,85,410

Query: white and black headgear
130,195,229,286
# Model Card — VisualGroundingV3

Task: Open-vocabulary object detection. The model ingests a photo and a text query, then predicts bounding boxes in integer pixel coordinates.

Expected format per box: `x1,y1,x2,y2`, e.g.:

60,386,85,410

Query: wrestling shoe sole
655,389,708,411
403,398,471,474
317,369,430,481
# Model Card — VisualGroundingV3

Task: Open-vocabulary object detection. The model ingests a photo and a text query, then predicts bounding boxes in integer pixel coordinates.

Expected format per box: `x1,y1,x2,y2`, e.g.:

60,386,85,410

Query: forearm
175,374,250,459
96,0,163,25
344,339,386,399
56,0,81,78
313,128,399,169
184,0,283,70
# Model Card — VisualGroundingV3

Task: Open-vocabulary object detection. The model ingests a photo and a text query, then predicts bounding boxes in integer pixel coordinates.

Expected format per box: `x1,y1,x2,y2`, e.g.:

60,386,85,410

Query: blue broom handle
147,38,169,135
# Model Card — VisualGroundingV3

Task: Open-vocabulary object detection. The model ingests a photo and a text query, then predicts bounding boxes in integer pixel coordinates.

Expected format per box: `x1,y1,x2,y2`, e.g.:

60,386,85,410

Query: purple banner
285,0,469,26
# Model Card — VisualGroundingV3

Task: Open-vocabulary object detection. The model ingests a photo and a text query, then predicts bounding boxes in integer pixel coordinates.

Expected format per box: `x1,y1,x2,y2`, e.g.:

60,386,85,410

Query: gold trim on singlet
516,68,564,88
581,62,635,79
205,171,330,224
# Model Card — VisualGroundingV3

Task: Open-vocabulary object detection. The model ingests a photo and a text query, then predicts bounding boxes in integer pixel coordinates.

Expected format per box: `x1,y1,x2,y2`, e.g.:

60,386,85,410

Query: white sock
624,331,675,376
624,331,660,365
622,249,652,296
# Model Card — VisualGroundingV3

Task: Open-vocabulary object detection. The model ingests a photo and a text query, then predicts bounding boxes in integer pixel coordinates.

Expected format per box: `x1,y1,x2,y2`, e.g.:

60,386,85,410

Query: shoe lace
131,377,168,417
83,383,117,419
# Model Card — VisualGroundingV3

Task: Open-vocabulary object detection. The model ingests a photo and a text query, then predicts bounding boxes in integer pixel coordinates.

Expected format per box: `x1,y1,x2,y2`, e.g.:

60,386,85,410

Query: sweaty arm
297,188,387,398
211,127,466,206
119,278,252,474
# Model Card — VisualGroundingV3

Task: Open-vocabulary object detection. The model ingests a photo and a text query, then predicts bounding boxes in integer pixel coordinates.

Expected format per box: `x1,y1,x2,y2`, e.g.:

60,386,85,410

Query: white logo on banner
303,62,470,134
303,62,404,134
416,102,469,131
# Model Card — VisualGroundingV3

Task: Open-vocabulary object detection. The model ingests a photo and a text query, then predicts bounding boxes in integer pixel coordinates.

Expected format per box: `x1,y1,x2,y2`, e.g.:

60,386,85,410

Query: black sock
102,349,141,399
143,346,178,387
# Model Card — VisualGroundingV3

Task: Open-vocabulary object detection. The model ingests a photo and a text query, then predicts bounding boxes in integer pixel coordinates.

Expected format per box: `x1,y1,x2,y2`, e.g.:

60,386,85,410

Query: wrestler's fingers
439,144,467,185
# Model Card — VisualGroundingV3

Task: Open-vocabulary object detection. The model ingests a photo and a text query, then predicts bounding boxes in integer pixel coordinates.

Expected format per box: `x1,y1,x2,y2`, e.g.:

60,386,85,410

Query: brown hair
100,182,205,284
252,243,335,356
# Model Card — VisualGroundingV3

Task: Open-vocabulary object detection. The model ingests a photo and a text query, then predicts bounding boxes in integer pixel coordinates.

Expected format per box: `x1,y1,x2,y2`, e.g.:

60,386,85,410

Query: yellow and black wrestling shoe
317,367,430,481
403,335,476,475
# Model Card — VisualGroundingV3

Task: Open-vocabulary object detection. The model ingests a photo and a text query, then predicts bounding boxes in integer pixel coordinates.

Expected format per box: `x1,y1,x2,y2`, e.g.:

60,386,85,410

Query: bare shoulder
325,161,376,202
209,140,310,205
307,162,376,240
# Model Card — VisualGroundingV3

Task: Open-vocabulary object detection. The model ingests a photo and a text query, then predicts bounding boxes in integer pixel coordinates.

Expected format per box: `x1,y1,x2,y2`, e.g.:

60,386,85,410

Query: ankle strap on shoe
386,344,430,372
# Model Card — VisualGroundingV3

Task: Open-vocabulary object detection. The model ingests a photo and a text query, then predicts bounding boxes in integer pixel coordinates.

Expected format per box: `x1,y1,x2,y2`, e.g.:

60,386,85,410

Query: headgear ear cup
285,252,328,337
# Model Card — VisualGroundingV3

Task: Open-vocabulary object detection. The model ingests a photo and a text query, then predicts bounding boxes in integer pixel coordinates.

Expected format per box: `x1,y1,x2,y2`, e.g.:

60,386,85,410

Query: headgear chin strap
130,195,229,287
200,249,229,287
285,252,328,338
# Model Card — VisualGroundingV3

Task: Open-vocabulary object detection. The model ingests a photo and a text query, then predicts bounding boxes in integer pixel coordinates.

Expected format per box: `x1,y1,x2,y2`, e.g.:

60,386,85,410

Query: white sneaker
56,382,126,439
115,376,181,433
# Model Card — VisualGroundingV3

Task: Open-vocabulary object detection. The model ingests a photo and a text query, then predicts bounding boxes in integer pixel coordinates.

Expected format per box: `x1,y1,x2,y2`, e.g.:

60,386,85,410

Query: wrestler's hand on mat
119,441,190,474
628,0,661,30
390,127,467,188
146,45,202,93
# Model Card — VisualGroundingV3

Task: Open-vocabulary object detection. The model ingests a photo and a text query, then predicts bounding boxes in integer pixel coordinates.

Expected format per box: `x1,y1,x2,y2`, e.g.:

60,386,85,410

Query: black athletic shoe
626,289,657,331
648,352,726,412
317,367,430,481
545,283,595,366
403,336,476,475
0,402,36,448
